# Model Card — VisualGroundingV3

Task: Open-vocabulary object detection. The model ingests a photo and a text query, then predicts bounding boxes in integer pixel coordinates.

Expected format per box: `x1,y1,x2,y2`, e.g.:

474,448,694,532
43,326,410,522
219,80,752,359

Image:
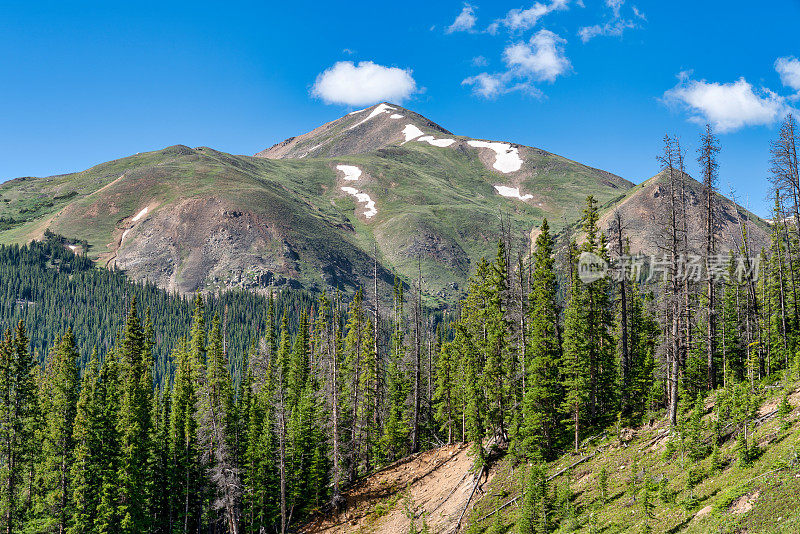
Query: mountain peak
255,102,451,159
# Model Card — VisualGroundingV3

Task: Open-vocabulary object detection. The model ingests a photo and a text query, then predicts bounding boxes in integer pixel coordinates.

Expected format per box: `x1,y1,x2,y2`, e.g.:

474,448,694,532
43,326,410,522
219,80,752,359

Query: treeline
1,117,799,533
0,235,316,384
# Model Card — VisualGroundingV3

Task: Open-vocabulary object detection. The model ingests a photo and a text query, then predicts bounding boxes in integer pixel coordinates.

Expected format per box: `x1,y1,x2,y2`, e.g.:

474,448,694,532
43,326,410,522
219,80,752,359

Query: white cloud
447,4,478,33
462,73,507,98
606,0,623,17
498,0,570,32
663,75,791,133
504,29,571,82
775,56,800,92
472,55,489,67
311,61,419,106
578,0,643,42
578,18,636,42
463,29,570,98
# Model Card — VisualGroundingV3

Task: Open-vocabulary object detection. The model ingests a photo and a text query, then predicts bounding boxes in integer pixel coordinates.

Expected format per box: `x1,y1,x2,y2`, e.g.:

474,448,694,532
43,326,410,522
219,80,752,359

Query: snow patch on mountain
341,186,377,218
349,103,397,129
390,114,404,119
402,124,425,142
132,207,149,222
467,140,523,173
336,165,362,181
418,136,455,147
401,124,454,147
494,185,533,201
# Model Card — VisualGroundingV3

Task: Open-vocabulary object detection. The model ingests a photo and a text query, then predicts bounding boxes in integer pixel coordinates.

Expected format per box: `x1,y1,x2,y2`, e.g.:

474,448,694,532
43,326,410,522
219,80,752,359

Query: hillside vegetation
1,103,767,304
298,378,800,534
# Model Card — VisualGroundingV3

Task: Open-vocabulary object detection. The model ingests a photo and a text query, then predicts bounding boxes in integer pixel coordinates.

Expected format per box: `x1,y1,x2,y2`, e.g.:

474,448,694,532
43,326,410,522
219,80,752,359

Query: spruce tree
68,348,102,534
562,242,590,453
116,298,154,533
31,330,80,533
520,219,562,461
95,345,122,534
198,315,240,533
0,322,38,534
168,336,202,533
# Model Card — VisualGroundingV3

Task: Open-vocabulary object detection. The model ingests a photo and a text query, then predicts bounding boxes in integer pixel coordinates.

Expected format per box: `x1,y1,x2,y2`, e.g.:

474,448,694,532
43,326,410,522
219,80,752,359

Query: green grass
466,380,800,534
0,142,633,301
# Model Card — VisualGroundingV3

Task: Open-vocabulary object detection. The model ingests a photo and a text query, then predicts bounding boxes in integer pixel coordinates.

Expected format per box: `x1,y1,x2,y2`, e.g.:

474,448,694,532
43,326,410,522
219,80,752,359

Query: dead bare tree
611,210,630,413
698,124,720,389
409,256,422,454
656,134,684,426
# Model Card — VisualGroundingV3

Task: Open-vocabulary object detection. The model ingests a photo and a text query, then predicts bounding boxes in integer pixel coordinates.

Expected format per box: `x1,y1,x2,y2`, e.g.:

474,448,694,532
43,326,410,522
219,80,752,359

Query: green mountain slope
464,381,800,534
0,104,635,301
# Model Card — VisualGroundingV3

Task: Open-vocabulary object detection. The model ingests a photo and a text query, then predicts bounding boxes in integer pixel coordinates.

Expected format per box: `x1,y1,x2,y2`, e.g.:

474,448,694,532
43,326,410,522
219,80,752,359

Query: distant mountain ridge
0,103,768,303
255,103,453,159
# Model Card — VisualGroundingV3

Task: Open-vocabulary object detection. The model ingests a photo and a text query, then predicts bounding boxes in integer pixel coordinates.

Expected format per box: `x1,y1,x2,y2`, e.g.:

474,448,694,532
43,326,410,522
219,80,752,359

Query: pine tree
68,348,102,534
562,242,590,453
168,336,202,533
581,197,617,424
95,345,122,534
274,314,292,534
381,280,410,463
483,241,512,447
198,315,240,533
343,291,365,482
517,463,548,534
116,298,154,533
434,338,457,445
31,330,80,533
699,124,721,389
626,283,658,425
0,322,38,534
519,219,562,461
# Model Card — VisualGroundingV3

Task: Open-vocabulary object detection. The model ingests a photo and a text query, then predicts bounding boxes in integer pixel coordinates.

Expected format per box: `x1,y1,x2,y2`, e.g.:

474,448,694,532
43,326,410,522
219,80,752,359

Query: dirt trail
301,443,490,534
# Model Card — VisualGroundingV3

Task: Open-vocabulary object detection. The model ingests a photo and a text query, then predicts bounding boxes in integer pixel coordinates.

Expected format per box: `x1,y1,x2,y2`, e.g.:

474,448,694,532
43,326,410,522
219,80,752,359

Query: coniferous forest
1,118,800,533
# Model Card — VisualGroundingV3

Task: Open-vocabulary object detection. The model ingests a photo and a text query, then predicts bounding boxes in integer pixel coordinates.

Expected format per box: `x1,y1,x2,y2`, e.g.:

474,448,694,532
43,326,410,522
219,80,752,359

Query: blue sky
1,0,798,216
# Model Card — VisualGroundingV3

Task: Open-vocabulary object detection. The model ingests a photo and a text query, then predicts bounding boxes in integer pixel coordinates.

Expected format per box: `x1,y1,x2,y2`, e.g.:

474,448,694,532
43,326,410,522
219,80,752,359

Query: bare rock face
114,197,292,293
597,169,770,256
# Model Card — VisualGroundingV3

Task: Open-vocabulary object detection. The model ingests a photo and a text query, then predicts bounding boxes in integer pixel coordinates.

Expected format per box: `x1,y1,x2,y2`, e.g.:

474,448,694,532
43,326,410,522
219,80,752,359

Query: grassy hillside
298,377,800,534
0,127,632,302
465,379,800,534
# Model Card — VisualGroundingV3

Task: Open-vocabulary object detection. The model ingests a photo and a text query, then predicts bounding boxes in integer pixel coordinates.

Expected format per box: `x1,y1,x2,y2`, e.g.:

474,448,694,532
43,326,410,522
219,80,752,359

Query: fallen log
474,451,599,524
455,464,486,532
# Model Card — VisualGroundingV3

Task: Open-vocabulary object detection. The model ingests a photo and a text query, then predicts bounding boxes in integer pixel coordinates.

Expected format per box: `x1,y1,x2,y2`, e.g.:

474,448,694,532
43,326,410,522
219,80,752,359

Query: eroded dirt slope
301,443,492,534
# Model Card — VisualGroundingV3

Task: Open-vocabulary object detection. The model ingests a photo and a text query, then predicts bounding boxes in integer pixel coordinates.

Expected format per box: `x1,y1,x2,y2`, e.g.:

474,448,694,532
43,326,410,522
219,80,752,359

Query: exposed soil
301,443,492,534
731,490,760,514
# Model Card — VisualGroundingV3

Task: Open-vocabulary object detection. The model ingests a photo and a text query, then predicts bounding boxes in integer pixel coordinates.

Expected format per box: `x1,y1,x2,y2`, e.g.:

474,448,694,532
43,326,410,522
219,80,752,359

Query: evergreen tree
520,219,562,461
116,298,154,533
562,242,590,453
168,335,202,533
517,463,548,534
68,348,102,534
95,345,122,534
198,315,240,533
0,322,38,534
30,330,80,533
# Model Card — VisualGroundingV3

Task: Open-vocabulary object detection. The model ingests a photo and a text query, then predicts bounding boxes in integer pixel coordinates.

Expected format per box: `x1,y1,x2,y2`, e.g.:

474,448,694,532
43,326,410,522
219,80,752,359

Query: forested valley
1,118,800,533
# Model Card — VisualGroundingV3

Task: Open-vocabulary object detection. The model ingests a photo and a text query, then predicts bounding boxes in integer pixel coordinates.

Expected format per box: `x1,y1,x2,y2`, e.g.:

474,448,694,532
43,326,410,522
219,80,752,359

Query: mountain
596,169,771,256
255,102,453,159
0,103,767,302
